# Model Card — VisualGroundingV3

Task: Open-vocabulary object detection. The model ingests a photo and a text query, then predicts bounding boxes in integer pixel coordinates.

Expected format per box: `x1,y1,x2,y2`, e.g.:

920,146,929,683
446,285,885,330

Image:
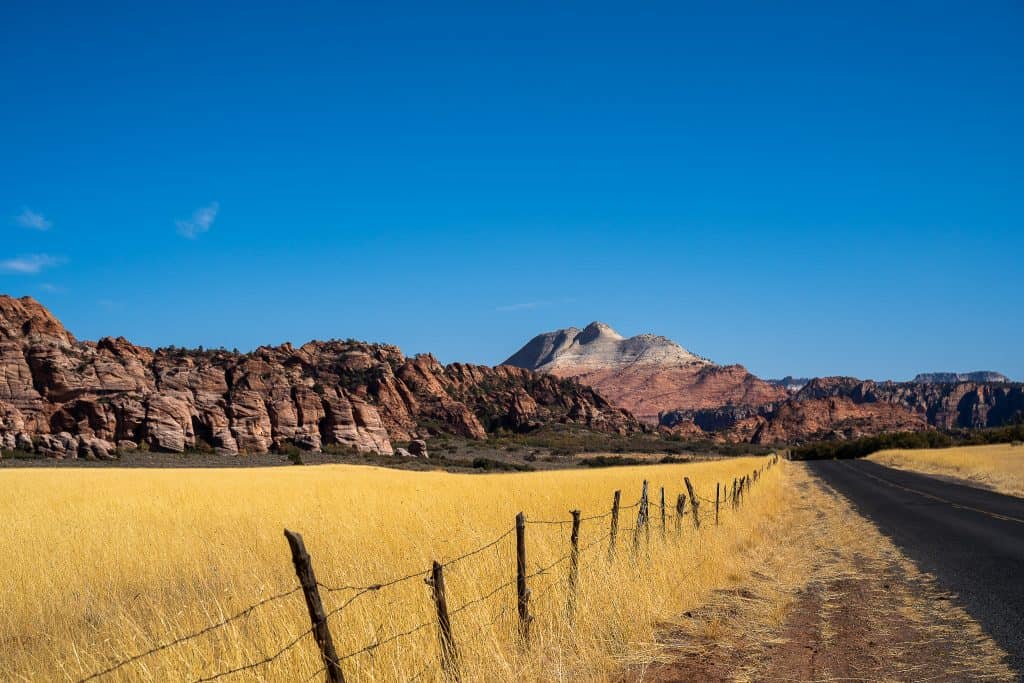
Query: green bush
579,455,645,468
470,457,534,472
790,423,1024,461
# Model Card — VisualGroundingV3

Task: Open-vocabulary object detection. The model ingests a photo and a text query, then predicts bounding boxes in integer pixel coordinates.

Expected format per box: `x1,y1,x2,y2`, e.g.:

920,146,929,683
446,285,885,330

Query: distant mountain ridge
504,321,1022,443
502,322,787,423
660,375,1024,444
913,371,1009,384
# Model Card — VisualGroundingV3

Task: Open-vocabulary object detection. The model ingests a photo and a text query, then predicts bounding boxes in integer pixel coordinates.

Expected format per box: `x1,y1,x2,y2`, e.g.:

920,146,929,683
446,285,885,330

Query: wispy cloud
495,298,575,313
0,254,64,274
14,208,52,231
39,283,66,293
176,202,219,238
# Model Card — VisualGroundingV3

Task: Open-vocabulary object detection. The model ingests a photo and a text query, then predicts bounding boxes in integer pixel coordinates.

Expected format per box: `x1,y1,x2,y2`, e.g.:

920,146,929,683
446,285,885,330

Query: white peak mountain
502,321,711,373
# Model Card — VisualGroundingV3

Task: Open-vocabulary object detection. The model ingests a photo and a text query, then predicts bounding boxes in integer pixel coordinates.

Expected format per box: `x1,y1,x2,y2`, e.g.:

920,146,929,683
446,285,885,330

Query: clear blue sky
2,1,1021,381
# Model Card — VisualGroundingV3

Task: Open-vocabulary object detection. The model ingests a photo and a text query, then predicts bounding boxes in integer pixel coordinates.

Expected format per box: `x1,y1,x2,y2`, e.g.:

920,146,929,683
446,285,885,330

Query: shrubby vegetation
474,424,773,458
791,423,1024,460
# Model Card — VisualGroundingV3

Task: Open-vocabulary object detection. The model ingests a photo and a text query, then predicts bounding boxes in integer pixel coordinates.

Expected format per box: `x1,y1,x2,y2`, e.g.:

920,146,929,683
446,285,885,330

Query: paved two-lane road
809,459,1024,674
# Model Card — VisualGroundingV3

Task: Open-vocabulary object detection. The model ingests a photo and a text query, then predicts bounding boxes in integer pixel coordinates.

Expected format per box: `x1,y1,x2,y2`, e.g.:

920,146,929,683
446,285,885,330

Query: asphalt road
808,458,1024,675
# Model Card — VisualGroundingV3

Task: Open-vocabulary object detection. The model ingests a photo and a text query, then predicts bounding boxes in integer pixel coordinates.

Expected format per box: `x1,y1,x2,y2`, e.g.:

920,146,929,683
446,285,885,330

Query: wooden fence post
608,490,621,562
633,480,649,552
430,561,459,681
732,478,738,509
566,510,581,619
683,478,700,529
660,487,666,539
675,493,685,533
283,530,345,683
516,512,532,645
715,482,720,526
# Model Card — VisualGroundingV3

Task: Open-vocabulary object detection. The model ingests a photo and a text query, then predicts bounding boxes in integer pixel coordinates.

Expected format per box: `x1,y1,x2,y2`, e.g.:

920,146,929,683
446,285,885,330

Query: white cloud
39,283,66,293
176,202,219,238
14,208,52,231
0,254,63,274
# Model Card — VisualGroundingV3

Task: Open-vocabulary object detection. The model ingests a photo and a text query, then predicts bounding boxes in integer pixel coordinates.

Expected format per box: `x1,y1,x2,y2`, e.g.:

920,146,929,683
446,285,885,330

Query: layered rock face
913,371,1009,384
660,376,1024,444
502,322,787,423
0,296,637,458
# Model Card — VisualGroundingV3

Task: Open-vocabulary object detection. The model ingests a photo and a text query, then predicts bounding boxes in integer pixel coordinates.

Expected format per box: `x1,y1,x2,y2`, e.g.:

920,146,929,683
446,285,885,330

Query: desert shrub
322,443,361,457
471,457,534,472
579,456,645,468
790,425,1024,461
1,449,39,460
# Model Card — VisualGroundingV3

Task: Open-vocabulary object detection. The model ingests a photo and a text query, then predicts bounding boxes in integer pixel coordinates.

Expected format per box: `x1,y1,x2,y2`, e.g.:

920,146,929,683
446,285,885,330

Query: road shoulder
624,463,1016,682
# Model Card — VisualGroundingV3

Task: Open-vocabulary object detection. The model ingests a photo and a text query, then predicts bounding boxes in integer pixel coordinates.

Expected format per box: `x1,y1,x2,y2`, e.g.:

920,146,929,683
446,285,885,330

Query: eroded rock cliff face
0,296,637,458
659,376,1024,444
502,322,787,423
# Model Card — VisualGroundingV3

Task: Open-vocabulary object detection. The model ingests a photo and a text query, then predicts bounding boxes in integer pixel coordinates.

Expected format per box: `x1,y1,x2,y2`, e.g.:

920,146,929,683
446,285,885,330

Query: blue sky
1,1,1021,380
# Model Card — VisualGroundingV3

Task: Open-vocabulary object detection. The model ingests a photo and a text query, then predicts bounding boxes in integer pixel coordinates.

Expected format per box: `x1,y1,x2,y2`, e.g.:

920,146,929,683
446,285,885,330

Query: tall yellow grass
0,457,781,682
868,443,1024,498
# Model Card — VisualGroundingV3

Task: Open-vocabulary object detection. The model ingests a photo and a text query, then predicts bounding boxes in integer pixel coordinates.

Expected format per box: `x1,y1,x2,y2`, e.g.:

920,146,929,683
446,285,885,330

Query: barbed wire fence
74,454,779,683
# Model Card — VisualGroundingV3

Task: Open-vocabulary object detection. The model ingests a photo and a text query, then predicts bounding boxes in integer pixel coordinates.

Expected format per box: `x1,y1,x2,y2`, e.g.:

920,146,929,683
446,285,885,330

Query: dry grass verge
867,443,1024,498
627,463,1016,682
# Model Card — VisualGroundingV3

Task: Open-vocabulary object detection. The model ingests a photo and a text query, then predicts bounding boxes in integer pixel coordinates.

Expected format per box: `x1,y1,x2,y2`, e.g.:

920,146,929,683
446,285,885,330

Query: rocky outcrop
0,296,639,458
659,375,1024,444
502,322,787,423
913,371,1009,384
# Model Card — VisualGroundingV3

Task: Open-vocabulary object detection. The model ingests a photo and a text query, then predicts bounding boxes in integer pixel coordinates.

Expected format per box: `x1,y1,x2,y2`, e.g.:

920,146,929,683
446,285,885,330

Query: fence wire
191,626,314,683
76,585,303,683
75,458,778,682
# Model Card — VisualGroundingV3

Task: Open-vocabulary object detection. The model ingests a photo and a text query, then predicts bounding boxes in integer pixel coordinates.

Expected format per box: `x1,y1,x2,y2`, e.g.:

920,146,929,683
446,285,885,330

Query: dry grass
868,442,1024,498
0,457,787,682
630,463,1017,682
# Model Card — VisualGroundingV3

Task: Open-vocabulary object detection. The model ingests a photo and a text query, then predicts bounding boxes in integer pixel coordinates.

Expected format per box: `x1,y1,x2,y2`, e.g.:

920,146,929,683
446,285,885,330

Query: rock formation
0,296,638,458
912,371,1010,384
660,376,1024,444
502,321,787,423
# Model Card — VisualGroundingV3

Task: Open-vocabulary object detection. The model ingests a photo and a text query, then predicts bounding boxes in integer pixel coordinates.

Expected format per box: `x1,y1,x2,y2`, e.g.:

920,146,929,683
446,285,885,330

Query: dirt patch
755,560,969,682
623,464,1017,682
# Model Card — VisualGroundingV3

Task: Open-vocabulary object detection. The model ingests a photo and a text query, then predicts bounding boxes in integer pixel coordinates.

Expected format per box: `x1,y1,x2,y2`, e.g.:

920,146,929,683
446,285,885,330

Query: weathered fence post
732,478,738,509
516,512,532,645
683,478,700,529
633,480,649,552
675,493,685,533
608,490,621,561
566,510,581,619
715,482,720,526
429,561,459,681
660,487,666,539
284,530,345,683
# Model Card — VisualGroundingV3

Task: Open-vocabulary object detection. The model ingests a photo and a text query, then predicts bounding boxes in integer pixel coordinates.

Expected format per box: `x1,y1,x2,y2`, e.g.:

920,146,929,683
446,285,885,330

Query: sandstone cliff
912,371,1009,384
502,322,787,423
659,376,1024,444
0,296,638,458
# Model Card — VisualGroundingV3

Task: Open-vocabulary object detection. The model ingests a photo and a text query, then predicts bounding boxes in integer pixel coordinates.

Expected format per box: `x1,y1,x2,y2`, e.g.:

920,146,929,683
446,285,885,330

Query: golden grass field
0,457,781,682
868,442,1024,498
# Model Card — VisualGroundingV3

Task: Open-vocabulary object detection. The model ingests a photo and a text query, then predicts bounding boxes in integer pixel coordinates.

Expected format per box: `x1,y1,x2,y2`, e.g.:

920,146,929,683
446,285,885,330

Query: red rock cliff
0,296,638,458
